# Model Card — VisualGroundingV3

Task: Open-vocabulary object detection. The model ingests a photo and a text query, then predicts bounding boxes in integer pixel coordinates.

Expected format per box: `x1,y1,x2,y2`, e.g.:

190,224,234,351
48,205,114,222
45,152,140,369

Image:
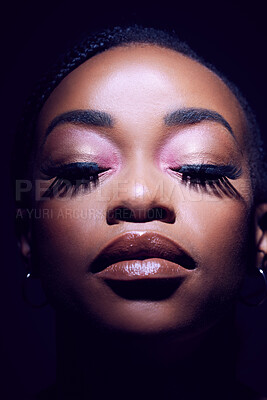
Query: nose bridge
118,152,163,206
106,151,176,224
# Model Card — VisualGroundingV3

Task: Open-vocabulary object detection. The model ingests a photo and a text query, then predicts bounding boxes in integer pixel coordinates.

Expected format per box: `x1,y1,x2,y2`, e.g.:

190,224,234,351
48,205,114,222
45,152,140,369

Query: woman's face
29,45,254,338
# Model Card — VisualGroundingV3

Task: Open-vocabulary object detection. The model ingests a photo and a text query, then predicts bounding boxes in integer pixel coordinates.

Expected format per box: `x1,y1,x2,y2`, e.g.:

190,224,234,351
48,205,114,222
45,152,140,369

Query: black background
1,1,267,398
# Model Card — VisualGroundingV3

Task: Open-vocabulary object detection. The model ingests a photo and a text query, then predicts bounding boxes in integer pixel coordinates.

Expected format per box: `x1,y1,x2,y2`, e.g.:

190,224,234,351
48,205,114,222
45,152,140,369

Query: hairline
42,41,249,137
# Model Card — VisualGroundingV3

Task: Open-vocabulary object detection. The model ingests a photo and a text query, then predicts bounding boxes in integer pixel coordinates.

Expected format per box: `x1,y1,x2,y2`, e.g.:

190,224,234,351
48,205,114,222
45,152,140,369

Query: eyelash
40,162,109,198
40,162,242,199
170,164,242,198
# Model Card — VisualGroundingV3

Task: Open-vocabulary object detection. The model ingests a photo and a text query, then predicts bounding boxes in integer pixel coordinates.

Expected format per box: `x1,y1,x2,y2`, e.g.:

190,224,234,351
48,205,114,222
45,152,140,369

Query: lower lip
94,258,188,281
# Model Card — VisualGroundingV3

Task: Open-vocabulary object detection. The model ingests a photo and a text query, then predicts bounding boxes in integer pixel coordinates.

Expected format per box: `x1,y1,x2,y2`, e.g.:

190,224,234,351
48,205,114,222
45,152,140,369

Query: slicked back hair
13,25,267,208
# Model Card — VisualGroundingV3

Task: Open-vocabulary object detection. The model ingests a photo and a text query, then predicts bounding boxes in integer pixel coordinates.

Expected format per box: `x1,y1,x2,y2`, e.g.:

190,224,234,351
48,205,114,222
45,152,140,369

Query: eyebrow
44,109,114,139
44,107,235,144
164,108,235,138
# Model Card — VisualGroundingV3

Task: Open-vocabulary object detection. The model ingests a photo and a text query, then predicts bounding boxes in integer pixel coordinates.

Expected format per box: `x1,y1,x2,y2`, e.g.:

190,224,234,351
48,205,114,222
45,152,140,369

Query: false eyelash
171,164,242,198
40,162,109,198
176,164,241,181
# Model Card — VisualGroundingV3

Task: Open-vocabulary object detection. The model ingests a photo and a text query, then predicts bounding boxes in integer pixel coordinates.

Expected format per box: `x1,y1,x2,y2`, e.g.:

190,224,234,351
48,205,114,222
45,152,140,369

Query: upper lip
90,232,196,273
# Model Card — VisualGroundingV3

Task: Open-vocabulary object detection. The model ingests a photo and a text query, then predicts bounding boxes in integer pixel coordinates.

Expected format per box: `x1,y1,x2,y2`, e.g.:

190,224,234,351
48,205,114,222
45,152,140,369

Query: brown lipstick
91,232,196,281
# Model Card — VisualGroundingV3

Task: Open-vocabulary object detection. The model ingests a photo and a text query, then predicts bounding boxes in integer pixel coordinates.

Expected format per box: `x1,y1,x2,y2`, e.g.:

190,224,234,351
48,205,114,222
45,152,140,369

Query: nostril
107,206,175,224
107,207,134,224
113,207,134,221
148,207,175,223
147,207,167,221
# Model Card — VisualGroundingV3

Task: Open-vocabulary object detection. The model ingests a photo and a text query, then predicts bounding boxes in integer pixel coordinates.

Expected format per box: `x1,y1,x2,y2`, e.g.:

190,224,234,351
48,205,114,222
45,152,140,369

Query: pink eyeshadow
43,126,122,168
159,143,182,170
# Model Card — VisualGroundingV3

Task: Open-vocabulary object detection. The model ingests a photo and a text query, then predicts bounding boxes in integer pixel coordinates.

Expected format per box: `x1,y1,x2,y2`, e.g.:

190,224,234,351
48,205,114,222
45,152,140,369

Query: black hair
13,25,267,207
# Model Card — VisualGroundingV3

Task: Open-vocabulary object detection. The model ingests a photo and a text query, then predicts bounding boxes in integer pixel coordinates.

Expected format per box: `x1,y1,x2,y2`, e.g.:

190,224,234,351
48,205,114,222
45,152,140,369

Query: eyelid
40,161,110,178
39,127,122,164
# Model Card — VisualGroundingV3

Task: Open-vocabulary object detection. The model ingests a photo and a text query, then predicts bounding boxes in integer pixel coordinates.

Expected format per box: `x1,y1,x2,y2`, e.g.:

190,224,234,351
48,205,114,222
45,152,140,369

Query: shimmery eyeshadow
41,125,122,168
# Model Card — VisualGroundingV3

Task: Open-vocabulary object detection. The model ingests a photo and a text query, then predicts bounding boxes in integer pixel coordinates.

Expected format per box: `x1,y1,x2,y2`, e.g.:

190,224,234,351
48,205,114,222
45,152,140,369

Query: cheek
197,202,249,258
31,196,106,288
166,199,252,331
181,198,251,297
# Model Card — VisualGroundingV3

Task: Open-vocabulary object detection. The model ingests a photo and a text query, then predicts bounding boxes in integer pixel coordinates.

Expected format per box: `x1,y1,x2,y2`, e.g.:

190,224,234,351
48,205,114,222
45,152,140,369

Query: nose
106,165,176,225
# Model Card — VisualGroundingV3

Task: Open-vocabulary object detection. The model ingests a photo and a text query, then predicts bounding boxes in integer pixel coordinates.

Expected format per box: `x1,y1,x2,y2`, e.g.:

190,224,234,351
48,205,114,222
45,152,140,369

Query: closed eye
170,164,242,199
40,162,110,198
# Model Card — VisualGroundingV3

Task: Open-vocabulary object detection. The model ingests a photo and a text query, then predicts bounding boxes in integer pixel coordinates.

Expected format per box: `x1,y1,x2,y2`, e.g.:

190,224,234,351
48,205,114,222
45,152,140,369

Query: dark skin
19,45,267,399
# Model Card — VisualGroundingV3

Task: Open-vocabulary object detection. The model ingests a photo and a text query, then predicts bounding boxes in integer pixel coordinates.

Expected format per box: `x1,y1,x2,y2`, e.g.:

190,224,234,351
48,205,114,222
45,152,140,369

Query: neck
55,310,238,400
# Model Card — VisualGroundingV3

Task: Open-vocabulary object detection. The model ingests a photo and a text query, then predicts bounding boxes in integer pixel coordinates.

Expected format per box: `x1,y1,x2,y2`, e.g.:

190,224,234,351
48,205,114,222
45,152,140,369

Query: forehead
38,44,248,148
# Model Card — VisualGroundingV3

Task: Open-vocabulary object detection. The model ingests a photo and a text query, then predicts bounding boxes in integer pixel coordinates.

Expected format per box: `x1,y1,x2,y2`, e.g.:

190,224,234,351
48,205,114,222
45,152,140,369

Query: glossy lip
91,232,196,280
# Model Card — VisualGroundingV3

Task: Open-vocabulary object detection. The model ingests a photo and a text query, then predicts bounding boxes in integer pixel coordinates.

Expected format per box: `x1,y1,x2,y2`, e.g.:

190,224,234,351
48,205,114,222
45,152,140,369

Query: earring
22,271,48,308
239,261,267,307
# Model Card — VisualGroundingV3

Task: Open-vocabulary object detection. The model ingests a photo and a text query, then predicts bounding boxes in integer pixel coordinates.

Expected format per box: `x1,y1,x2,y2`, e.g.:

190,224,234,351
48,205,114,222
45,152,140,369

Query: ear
255,203,267,268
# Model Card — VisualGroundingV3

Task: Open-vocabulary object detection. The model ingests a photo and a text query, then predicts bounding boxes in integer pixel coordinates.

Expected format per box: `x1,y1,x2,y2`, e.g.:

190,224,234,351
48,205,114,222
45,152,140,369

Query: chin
69,296,219,341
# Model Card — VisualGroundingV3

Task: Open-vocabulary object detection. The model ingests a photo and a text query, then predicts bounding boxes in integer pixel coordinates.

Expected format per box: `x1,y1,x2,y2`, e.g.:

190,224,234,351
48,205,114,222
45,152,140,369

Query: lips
91,232,196,280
